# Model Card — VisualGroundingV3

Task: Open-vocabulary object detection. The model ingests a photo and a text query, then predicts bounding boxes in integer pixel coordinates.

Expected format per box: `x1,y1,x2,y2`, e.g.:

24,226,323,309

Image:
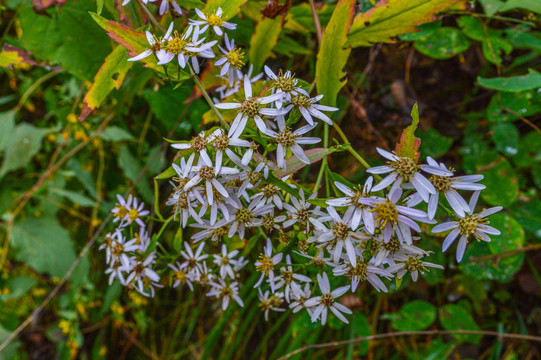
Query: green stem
139,3,166,33
188,65,231,130
153,177,164,221
313,123,329,193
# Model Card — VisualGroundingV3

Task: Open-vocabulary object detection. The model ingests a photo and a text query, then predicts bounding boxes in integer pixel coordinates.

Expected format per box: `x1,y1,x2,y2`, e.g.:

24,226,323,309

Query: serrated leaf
316,0,355,108
90,12,189,80
348,0,461,48
478,69,541,92
273,147,334,178
204,0,247,20
249,16,283,72
11,216,77,277
394,103,421,160
80,45,133,120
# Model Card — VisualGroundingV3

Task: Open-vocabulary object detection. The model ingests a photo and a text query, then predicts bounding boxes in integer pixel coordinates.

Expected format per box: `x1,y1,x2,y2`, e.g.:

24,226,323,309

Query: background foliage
0,0,540,358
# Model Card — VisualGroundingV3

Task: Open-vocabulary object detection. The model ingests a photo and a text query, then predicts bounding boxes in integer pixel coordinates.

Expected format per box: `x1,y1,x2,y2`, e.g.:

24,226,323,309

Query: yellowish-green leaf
249,16,284,72
316,0,355,107
395,103,421,161
348,0,461,48
80,46,133,120
0,51,22,68
204,0,247,20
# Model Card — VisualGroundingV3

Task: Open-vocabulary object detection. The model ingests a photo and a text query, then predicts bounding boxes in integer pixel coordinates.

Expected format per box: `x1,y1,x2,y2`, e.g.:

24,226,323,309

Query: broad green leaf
499,0,541,14
351,312,371,355
418,128,453,158
49,188,96,207
0,326,21,360
348,0,461,48
0,277,37,301
460,213,525,283
98,126,136,142
274,35,312,56
478,69,541,92
398,20,441,41
0,124,59,177
11,216,77,278
486,90,541,123
439,304,481,344
394,103,421,161
414,27,470,59
490,123,519,156
156,165,176,180
478,0,504,16
249,17,283,72
90,13,189,80
143,86,193,128
80,45,133,120
514,200,541,239
387,300,436,331
273,147,334,178
0,110,16,151
481,37,512,65
475,151,518,207
505,28,541,52
316,0,355,108
286,4,335,34
19,0,110,80
204,0,247,20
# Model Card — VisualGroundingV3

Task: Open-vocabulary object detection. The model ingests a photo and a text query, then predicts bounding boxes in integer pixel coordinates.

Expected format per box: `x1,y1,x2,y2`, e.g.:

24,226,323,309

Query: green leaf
80,45,133,120
394,103,421,160
143,86,192,128
478,0,504,16
90,13,189,80
99,126,136,142
19,0,110,80
475,151,518,207
398,20,441,41
0,124,59,177
514,200,541,239
486,90,541,123
490,123,519,156
316,0,355,108
460,213,525,282
249,16,284,72
272,147,334,178
388,300,436,331
0,277,37,301
418,128,453,158
348,0,461,48
204,0,247,20
49,188,96,207
0,110,16,151
11,216,77,278
414,27,470,59
156,165,176,180
439,304,481,344
509,131,541,168
0,326,21,360
499,0,541,14
351,312,371,355
478,69,541,92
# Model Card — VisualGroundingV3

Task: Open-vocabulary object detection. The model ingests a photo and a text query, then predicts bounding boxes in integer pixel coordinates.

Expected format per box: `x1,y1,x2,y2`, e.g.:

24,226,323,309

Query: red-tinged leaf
32,0,68,15
273,147,334,178
316,0,355,107
1,44,43,67
348,0,462,48
90,12,189,80
395,103,421,161
79,46,133,121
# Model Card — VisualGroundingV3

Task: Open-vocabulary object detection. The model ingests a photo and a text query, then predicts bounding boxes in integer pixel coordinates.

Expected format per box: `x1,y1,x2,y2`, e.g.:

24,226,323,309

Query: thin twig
469,243,541,263
278,329,541,359
503,108,541,136
309,0,322,44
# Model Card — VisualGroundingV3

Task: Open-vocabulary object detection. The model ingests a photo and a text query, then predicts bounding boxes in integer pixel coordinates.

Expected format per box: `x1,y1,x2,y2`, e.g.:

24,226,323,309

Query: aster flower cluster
101,8,503,326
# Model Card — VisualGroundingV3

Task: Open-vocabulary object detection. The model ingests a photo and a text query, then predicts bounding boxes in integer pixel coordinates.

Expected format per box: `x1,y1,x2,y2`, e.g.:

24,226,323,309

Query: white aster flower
265,115,320,170
125,252,161,297
283,189,325,231
207,278,244,310
258,289,286,320
159,0,182,16
215,75,286,135
325,176,377,232
405,157,486,219
284,93,338,126
213,244,240,279
432,191,502,262
367,148,452,202
289,283,314,314
227,200,274,239
304,272,352,325
179,241,208,277
264,66,305,109
387,253,444,282
127,26,168,62
332,252,391,292
191,7,237,36
273,255,312,302
215,34,245,87
168,262,195,290
254,238,283,291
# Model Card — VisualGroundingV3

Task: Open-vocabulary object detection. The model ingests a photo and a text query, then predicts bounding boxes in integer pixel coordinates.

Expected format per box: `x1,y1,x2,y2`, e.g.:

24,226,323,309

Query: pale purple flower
304,272,351,325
